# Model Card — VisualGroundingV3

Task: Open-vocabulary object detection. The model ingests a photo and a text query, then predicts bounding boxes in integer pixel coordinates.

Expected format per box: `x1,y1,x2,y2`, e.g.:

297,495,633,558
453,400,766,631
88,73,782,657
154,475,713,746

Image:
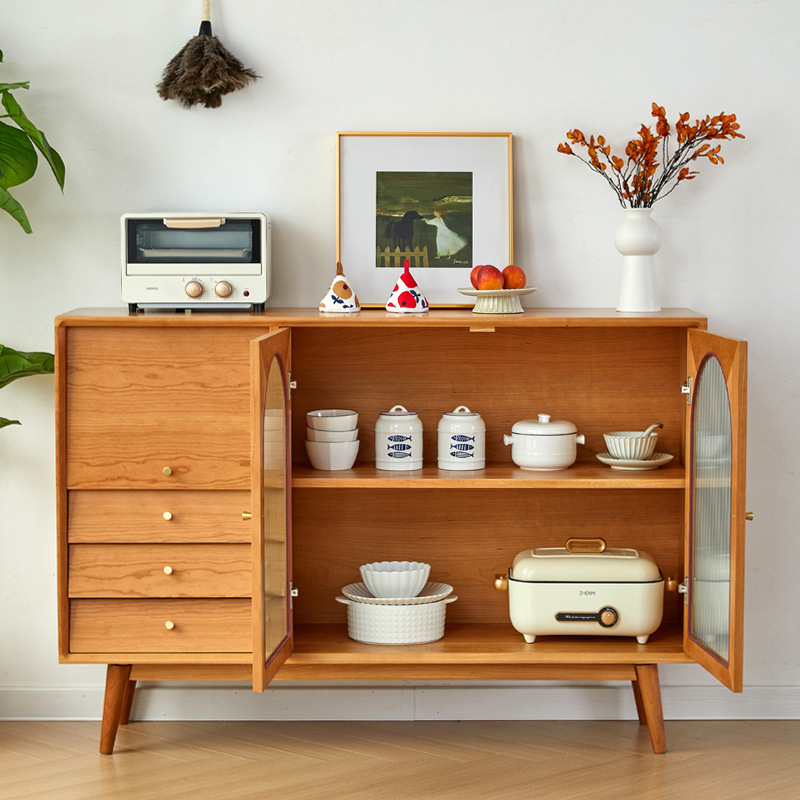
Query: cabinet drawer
65,327,255,489
69,599,251,653
68,490,251,543
69,544,251,598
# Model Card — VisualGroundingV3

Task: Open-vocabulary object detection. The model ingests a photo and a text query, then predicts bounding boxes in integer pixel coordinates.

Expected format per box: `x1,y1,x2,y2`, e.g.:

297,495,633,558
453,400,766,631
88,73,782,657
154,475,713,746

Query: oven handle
163,217,226,229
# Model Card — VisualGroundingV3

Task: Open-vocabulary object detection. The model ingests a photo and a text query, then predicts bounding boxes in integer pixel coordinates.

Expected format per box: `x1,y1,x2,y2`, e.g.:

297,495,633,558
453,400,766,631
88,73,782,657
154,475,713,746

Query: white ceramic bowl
306,409,358,431
603,431,658,461
306,426,359,442
305,439,359,470
336,595,457,644
359,561,431,598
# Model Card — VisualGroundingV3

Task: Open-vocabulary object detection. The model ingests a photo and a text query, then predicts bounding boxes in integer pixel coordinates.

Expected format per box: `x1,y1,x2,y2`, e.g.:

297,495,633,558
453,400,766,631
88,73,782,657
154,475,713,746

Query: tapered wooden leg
634,664,667,754
119,679,137,725
631,678,647,725
100,664,132,755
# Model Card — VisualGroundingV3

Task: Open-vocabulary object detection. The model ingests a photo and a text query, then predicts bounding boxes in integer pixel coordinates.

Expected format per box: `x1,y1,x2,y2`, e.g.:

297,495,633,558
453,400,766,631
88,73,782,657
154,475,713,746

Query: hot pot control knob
215,281,233,298
599,607,619,628
185,280,203,298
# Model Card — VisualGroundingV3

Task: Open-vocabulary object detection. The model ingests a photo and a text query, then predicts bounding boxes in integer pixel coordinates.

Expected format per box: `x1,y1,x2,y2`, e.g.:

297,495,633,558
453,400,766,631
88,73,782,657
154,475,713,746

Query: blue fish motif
450,435,475,442
388,443,412,451
450,450,474,458
387,450,412,458
450,443,474,451
387,435,412,442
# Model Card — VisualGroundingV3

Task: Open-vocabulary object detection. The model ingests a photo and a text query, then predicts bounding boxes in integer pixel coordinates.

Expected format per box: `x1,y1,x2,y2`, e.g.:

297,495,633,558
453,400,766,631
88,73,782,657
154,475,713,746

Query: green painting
376,171,473,269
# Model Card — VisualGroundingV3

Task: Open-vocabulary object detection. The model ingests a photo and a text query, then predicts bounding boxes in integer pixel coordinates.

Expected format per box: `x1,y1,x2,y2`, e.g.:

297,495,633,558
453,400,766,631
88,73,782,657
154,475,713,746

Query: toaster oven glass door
126,217,263,275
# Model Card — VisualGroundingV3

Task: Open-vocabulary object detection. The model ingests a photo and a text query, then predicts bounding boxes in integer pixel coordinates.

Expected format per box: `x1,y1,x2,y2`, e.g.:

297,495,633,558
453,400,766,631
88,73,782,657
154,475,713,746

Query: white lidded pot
437,405,485,470
375,405,423,470
503,413,585,470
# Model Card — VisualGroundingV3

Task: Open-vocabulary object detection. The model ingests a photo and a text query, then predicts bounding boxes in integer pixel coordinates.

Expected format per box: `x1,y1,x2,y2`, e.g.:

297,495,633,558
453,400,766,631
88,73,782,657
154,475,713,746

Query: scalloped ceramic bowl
603,431,658,461
359,561,431,598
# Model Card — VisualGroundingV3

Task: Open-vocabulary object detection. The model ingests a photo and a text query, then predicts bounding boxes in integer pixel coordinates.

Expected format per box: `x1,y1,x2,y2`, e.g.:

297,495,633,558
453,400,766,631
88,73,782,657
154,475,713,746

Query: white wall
2,0,798,721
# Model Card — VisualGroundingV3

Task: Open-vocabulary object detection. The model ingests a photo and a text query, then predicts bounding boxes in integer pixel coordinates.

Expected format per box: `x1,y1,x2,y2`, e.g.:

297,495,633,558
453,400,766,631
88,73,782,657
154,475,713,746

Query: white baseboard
2,683,798,721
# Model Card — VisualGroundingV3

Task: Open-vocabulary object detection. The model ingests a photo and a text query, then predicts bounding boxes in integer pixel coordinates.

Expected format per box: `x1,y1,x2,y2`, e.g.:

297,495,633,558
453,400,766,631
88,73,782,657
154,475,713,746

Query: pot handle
335,596,351,605
453,405,471,413
565,537,607,553
389,405,408,413
503,434,513,446
444,595,458,604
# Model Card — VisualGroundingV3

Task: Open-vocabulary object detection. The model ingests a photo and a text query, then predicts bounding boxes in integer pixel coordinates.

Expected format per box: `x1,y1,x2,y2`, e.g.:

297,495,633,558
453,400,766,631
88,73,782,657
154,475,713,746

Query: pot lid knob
538,414,550,424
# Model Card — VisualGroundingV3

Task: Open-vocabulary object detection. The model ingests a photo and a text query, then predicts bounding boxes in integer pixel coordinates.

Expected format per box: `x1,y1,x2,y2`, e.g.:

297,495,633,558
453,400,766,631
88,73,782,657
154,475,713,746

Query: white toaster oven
122,213,271,312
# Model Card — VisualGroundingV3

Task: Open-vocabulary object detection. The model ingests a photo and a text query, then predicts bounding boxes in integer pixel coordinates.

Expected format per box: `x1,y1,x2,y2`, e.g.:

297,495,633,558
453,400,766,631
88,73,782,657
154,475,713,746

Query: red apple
502,264,526,289
470,265,483,289
475,265,504,291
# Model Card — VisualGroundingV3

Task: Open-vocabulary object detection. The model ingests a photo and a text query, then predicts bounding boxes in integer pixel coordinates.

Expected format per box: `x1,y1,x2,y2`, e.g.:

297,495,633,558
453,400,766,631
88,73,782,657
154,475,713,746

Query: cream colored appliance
499,539,664,644
122,212,270,312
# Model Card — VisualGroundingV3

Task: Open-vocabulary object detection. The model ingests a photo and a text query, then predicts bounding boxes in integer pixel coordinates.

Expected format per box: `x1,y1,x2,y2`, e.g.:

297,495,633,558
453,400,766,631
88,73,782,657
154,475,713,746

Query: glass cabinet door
685,330,747,692
250,329,292,691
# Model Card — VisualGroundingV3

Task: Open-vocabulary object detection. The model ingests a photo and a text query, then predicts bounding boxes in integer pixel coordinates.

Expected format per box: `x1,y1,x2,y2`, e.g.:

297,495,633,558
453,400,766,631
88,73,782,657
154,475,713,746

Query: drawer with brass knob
68,544,250,598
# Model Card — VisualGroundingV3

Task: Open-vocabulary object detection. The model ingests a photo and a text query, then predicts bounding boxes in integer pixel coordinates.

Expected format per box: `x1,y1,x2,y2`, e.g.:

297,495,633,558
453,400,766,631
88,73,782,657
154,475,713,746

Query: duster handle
201,0,211,22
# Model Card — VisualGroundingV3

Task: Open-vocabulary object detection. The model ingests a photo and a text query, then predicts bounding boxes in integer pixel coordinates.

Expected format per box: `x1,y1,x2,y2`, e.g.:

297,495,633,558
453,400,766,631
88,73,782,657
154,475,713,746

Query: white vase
614,208,663,313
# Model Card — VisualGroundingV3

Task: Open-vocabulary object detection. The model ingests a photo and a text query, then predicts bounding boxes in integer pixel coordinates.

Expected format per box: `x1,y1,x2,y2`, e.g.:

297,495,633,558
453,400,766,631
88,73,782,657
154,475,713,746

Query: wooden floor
1,719,799,799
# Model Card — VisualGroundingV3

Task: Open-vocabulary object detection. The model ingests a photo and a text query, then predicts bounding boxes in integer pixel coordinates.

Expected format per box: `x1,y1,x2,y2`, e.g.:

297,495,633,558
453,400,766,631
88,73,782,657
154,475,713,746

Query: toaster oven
122,213,271,312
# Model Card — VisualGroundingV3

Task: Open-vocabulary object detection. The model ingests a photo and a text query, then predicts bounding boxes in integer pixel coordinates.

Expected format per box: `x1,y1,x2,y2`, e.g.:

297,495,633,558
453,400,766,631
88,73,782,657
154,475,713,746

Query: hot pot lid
510,545,662,583
511,414,577,436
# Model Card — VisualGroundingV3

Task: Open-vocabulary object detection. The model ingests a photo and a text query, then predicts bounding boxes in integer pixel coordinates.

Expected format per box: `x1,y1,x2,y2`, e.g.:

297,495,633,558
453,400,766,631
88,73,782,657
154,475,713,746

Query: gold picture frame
336,132,513,307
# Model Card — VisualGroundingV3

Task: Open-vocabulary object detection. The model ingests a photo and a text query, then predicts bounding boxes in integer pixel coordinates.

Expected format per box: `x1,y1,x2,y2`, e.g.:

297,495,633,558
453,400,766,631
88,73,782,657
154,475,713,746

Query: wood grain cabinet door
64,326,259,489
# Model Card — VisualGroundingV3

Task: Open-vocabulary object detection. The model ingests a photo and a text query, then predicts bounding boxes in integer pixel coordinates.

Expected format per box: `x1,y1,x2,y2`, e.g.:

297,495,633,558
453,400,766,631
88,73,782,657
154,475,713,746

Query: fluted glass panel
690,356,732,662
263,356,288,660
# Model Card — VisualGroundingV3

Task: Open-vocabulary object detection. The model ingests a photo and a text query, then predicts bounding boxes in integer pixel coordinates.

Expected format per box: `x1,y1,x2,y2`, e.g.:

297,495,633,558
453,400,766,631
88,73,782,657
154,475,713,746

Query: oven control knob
215,281,233,298
599,607,619,628
185,280,203,298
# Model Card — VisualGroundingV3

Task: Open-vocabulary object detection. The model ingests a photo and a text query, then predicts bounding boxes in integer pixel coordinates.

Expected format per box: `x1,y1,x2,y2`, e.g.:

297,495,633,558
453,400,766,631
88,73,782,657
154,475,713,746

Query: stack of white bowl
305,409,359,470
336,561,457,644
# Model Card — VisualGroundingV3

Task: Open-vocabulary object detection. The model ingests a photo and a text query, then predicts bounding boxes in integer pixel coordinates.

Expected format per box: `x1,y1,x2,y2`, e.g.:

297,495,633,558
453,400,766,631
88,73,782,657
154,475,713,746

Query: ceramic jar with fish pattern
437,406,486,470
375,405,423,470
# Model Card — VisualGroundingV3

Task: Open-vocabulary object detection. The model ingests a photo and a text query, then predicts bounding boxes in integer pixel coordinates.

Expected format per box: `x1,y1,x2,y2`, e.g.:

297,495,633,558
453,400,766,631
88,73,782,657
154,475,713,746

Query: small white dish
306,409,358,431
359,561,431,598
596,452,673,471
306,426,359,442
457,287,537,314
305,439,359,470
341,581,454,605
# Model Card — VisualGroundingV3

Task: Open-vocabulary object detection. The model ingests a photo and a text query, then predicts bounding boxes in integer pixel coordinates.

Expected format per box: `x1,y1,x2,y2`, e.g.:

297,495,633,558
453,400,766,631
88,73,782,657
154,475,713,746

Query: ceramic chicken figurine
319,262,360,313
385,259,428,313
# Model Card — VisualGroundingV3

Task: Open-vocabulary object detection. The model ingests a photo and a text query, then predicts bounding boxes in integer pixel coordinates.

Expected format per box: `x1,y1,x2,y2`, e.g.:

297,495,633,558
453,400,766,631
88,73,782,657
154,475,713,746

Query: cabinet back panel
65,327,257,489
289,327,686,465
291,488,684,628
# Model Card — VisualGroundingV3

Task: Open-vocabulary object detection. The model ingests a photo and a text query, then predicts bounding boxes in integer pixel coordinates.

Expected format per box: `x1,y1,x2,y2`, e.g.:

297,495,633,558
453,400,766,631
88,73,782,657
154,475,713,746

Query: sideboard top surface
55,307,709,330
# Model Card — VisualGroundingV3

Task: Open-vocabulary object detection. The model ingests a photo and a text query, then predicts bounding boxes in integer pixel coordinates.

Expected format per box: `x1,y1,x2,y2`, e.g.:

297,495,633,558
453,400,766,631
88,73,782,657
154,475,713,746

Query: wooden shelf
292,461,686,489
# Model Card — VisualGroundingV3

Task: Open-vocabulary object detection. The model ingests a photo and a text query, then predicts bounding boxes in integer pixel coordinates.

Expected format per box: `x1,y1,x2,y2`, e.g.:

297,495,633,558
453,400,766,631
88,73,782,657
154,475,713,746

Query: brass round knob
494,574,508,591
165,620,175,630
162,467,172,476
163,566,173,575
745,512,754,521
242,512,252,521
185,280,203,298
162,511,173,521
215,280,233,298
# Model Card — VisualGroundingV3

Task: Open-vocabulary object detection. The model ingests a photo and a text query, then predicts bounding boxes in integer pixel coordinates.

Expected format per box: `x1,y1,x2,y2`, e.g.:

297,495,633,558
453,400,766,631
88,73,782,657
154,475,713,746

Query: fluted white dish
359,561,431,598
603,431,658,460
341,581,453,605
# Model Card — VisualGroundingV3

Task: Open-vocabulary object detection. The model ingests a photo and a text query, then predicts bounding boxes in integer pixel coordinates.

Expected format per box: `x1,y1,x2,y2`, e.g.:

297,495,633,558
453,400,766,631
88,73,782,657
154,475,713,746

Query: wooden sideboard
54,308,747,754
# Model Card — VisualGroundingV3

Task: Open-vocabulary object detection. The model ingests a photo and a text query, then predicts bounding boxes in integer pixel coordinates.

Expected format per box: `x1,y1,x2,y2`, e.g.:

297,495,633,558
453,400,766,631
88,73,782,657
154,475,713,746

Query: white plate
341,581,454,605
457,287,538,314
596,452,674,471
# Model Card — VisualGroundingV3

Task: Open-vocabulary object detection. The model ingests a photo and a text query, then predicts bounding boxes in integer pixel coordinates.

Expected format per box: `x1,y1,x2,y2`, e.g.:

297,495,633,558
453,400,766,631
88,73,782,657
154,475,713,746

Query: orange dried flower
557,103,744,207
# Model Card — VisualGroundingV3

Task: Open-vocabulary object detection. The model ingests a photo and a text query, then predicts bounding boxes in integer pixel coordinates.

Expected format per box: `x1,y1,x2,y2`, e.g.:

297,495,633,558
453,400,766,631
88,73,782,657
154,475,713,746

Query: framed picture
336,132,513,307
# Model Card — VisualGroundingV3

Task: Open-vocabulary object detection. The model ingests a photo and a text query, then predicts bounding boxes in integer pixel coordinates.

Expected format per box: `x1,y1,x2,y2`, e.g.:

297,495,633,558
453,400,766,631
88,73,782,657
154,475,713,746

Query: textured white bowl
305,439,359,470
306,409,358,431
359,561,431,598
603,431,658,460
336,595,457,644
306,426,359,442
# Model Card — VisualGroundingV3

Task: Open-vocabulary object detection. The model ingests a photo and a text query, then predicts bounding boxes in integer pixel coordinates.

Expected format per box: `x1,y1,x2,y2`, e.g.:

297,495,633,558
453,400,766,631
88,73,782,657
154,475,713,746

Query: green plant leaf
0,119,38,188
0,345,55,389
0,81,30,92
1,90,65,190
0,417,22,429
0,183,32,232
